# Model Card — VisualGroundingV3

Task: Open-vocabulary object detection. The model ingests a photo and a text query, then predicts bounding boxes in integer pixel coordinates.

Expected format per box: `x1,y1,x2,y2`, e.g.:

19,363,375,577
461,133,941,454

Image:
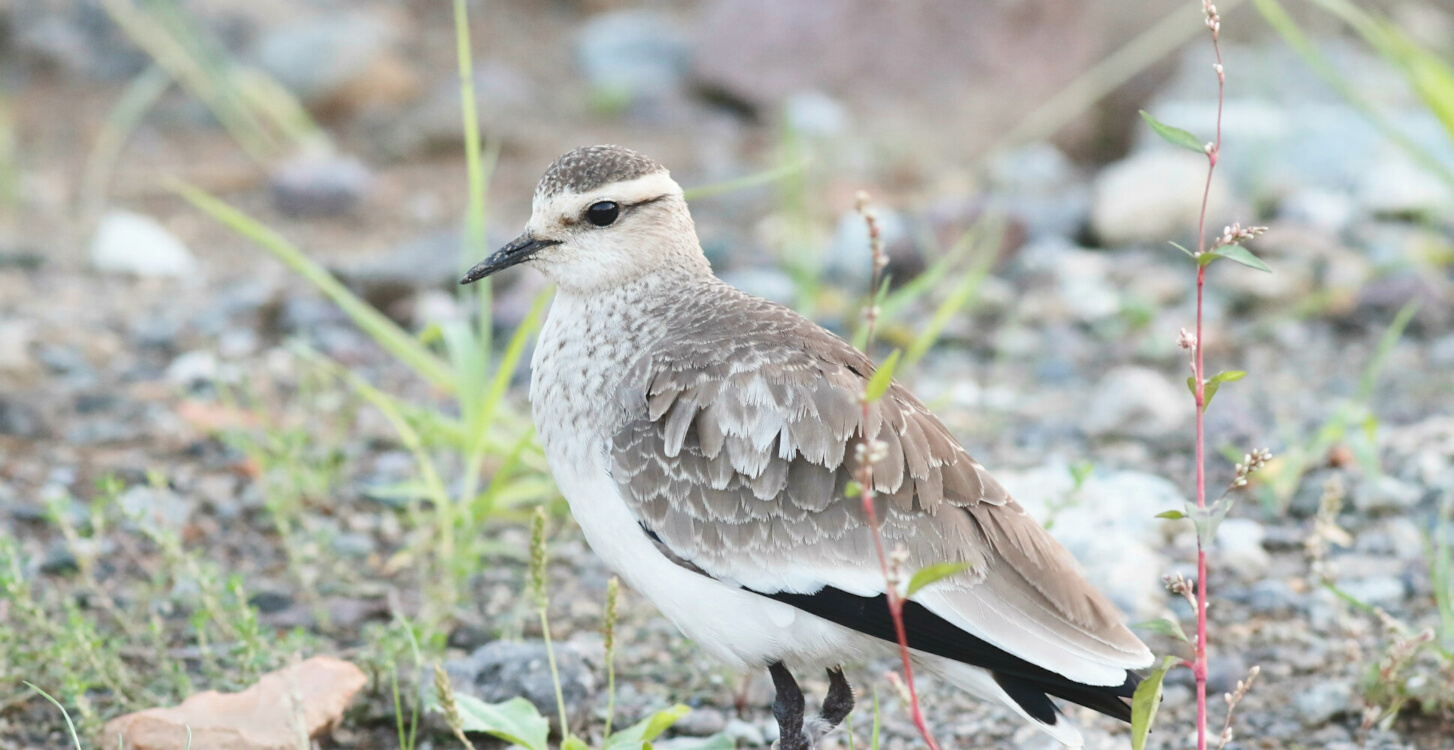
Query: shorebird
461,145,1152,749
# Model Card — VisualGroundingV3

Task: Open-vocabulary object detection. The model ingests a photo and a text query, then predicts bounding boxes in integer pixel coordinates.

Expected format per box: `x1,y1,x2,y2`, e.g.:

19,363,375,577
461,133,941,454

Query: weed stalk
852,192,941,750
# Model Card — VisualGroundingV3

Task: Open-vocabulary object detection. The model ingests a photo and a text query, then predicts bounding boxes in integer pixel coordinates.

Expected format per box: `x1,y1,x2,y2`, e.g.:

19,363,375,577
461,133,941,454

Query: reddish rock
103,657,368,750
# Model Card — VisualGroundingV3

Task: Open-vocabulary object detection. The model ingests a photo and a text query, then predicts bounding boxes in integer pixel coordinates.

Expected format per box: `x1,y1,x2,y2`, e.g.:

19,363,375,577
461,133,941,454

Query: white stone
1360,154,1454,216
1216,517,1271,582
90,210,197,278
999,463,1188,618
1082,366,1193,440
1091,150,1228,247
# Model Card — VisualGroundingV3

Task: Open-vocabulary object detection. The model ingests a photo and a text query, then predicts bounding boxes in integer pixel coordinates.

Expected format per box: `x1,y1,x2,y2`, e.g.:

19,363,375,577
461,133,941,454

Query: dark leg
768,662,808,750
817,667,855,727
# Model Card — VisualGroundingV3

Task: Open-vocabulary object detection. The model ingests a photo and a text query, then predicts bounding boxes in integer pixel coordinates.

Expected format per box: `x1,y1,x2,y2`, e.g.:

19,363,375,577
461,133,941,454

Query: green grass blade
681,159,807,202
175,183,456,391
904,217,1001,365
1255,0,1454,189
1358,300,1419,400
22,683,83,750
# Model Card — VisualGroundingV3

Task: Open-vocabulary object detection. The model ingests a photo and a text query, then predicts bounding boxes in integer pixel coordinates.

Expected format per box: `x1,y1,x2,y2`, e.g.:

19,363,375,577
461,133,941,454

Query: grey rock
1082,366,1193,441
1356,273,1451,331
998,464,1185,618
825,208,922,289
253,12,399,108
1216,518,1271,582
783,90,849,137
724,717,767,747
380,61,538,157
1353,475,1424,515
1294,679,1354,726
89,210,197,278
1278,187,1360,235
575,11,690,101
1247,578,1301,615
1335,575,1408,609
0,397,48,439
443,640,596,734
331,532,376,559
166,350,219,388
269,154,372,218
1091,151,1228,247
118,485,192,537
670,707,727,737
1359,155,1454,217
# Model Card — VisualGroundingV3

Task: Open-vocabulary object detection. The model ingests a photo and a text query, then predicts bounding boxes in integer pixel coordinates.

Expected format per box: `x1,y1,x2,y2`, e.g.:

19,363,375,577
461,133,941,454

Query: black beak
459,233,561,285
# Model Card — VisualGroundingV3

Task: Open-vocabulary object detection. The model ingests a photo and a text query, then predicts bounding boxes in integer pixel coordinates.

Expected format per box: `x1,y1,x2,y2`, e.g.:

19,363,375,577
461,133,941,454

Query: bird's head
460,145,707,291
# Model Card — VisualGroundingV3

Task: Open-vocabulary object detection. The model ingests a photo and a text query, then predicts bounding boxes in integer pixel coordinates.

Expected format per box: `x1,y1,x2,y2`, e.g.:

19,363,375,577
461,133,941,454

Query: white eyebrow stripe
533,172,682,222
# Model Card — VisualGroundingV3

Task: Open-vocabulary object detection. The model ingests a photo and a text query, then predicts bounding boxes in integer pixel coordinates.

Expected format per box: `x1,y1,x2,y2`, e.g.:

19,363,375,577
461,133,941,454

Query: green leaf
1200,370,1246,412
905,562,973,599
451,695,550,750
844,480,862,498
1068,460,1094,489
1186,375,1197,397
1168,241,1195,258
1187,497,1236,549
1213,244,1272,272
1130,656,1179,750
863,349,902,403
604,704,692,750
1139,110,1204,153
1136,618,1190,643
563,737,591,750
1155,510,1186,520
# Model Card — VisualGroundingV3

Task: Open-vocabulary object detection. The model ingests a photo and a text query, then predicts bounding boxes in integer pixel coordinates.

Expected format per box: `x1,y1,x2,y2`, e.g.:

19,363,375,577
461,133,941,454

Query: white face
521,171,697,291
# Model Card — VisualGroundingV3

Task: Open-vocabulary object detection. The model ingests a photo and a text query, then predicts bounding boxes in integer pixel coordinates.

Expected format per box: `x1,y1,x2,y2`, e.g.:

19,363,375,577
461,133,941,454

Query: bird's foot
768,664,856,750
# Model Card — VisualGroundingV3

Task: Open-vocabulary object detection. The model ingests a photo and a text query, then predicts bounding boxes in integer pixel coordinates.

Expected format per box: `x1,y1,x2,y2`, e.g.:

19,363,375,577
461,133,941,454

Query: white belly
551,455,880,672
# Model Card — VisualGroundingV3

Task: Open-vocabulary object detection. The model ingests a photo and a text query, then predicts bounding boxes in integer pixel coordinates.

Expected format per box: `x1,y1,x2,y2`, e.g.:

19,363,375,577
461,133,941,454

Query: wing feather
608,286,1152,683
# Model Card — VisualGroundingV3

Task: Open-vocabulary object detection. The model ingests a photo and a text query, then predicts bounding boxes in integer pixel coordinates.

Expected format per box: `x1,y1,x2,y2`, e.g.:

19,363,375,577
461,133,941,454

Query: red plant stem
856,196,940,750
860,485,940,750
1191,17,1226,750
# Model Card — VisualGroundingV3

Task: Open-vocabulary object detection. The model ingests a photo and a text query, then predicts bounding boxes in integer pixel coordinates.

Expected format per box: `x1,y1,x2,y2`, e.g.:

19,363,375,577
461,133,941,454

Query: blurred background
2,1,1454,748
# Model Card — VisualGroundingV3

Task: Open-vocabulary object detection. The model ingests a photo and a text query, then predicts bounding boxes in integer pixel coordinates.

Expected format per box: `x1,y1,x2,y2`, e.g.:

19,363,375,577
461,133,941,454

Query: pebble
442,640,597,734
825,207,919,288
0,396,48,438
998,464,1185,618
1216,517,1271,582
1294,679,1353,726
269,154,373,218
1091,150,1228,247
1359,154,1454,217
1081,366,1193,441
670,706,727,737
1335,575,1407,609
253,11,417,111
1353,475,1425,515
1247,578,1302,615
575,11,690,102
723,717,767,747
784,90,850,137
118,484,192,537
90,210,197,278
166,350,219,388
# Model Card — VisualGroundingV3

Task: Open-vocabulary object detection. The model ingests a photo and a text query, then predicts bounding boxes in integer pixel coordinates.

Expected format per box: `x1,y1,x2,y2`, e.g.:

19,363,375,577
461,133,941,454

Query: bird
460,145,1153,749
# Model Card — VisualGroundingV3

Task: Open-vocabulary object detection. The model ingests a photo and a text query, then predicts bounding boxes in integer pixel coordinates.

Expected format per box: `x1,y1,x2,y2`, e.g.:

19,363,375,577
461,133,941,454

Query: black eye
585,201,620,227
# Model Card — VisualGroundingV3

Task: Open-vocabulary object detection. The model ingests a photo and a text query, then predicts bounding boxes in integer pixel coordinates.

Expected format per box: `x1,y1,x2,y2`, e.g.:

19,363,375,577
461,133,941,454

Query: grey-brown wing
609,289,1151,681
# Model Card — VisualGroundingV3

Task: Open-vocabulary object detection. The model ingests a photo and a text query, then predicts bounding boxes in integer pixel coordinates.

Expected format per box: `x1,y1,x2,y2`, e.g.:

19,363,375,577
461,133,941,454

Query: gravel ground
4,2,1454,749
